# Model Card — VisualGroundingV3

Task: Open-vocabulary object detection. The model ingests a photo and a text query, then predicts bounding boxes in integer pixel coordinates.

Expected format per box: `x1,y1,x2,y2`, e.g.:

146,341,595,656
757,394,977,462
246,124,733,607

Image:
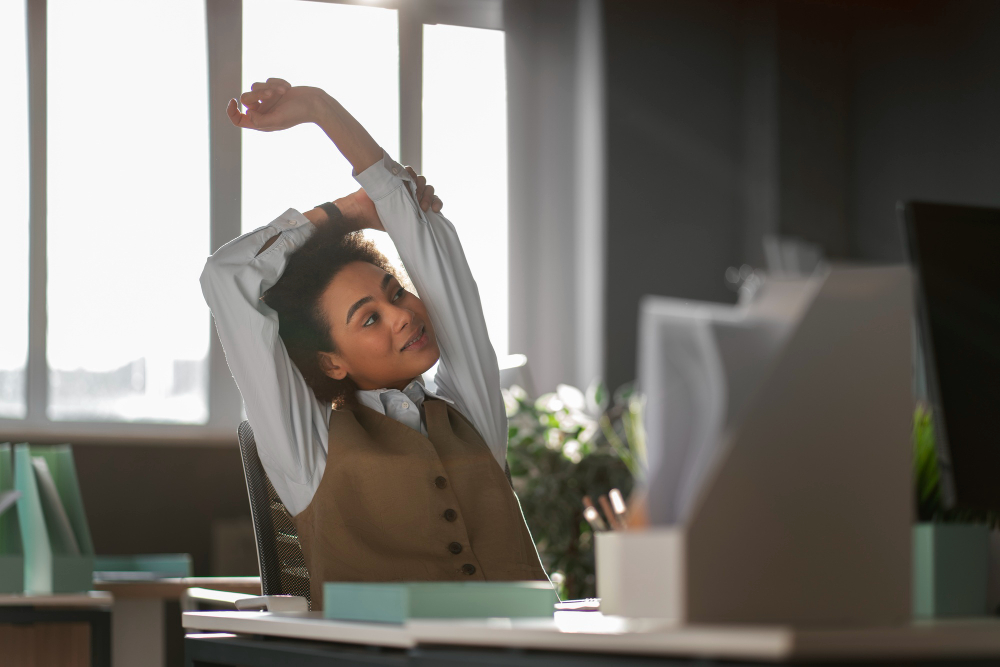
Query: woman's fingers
403,166,442,213
227,98,256,128
241,88,274,109
265,77,291,91
414,175,428,208
419,184,435,212
254,78,290,114
242,79,290,113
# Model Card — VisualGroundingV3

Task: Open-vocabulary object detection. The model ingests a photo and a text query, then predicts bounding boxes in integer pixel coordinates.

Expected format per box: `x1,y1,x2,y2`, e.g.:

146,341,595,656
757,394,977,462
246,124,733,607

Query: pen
598,495,622,531
582,495,609,532
609,488,628,527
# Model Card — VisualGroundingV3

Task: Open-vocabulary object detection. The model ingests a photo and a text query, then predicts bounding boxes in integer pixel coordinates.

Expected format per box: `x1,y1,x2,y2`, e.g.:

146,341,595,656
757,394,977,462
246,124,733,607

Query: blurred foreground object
901,201,1000,515
912,405,997,618
614,266,913,625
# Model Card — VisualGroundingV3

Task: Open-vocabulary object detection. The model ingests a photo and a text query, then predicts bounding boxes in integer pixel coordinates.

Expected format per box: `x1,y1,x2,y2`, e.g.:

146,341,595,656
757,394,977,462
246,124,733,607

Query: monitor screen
902,201,1000,513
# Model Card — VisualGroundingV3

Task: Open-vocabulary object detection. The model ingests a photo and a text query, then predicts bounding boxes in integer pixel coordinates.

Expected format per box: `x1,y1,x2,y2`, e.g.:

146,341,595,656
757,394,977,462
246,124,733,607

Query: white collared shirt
200,152,508,516
355,377,447,438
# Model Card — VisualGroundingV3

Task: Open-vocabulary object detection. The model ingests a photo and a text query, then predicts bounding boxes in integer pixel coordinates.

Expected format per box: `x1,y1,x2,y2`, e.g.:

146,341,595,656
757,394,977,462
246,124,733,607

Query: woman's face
317,261,440,391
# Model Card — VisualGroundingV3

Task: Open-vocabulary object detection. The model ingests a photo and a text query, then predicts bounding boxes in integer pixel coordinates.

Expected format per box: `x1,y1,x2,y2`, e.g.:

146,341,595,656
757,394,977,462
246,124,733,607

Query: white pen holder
596,529,683,621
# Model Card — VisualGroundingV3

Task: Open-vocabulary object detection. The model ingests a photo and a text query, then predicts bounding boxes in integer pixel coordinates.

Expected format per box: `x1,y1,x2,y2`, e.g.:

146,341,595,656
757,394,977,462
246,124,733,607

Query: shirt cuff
354,151,410,201
267,208,312,233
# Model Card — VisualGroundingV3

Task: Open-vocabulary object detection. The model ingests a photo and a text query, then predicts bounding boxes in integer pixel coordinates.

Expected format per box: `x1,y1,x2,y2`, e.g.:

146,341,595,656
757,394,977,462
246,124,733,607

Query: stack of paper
638,274,823,524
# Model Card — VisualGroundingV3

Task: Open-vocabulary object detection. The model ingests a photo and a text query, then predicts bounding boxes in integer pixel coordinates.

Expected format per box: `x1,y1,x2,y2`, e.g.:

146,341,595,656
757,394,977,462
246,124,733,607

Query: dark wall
603,0,744,390
849,0,1000,261
601,0,1000,387
73,443,251,576
775,0,853,258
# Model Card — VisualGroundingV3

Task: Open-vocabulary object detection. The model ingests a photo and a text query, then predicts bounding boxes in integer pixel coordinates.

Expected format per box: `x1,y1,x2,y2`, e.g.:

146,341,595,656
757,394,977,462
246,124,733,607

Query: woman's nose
390,304,414,332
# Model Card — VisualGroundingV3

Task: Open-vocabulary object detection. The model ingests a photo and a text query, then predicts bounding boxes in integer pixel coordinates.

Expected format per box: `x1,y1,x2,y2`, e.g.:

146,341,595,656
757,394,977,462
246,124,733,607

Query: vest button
434,476,448,489
443,508,458,522
448,541,463,554
461,563,477,576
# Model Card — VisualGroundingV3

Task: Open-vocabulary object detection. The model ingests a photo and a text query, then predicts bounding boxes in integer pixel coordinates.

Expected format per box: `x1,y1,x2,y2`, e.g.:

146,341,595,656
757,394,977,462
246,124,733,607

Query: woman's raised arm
228,78,382,175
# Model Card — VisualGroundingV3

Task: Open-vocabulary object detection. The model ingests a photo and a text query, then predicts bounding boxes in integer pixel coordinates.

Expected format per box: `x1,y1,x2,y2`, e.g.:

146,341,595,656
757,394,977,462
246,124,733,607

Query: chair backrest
236,420,311,608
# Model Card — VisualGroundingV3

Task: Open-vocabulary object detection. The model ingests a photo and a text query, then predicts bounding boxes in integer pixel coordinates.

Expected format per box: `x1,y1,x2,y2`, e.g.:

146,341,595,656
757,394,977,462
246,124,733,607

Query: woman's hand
230,76,381,173
405,166,445,213
325,172,443,233
227,78,323,132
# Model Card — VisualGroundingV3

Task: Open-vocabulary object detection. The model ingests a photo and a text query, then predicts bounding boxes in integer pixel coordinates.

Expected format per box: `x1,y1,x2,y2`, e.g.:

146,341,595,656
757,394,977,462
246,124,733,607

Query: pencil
598,494,622,531
582,495,609,532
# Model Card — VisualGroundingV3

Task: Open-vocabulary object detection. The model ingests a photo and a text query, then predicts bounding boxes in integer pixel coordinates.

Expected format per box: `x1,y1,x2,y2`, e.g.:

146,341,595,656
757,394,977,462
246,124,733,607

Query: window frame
4,0,502,445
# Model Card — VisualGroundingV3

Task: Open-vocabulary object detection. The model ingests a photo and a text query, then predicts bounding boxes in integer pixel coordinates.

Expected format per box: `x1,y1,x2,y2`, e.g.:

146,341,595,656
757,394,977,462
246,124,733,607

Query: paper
0,490,20,518
639,274,823,524
31,457,81,555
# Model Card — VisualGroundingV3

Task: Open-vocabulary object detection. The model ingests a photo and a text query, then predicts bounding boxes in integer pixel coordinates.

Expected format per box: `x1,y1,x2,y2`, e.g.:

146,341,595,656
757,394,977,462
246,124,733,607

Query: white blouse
200,152,508,516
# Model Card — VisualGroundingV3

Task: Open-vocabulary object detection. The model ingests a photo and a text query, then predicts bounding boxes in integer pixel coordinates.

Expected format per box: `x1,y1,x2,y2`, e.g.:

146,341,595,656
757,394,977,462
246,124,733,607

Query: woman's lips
401,325,429,352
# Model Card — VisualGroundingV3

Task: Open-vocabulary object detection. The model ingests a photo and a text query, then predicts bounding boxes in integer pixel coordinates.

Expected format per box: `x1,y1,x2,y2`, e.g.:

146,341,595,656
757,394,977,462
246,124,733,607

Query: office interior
4,0,1000,664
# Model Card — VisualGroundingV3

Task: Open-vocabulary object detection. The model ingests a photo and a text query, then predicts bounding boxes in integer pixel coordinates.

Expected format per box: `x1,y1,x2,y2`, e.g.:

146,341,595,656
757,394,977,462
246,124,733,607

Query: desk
183,610,1000,666
0,591,113,667
96,576,260,667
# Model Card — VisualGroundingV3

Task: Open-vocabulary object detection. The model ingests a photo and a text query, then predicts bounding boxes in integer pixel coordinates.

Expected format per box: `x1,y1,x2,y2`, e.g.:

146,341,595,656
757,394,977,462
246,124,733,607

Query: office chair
236,420,312,609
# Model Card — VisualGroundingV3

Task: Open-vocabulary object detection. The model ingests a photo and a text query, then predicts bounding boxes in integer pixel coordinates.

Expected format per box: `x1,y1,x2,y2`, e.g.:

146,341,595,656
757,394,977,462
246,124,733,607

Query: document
0,490,19,518
31,457,81,555
640,275,822,524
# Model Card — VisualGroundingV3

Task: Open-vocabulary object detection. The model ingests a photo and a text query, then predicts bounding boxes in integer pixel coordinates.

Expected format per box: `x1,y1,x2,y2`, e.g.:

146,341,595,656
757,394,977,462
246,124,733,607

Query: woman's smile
400,324,429,352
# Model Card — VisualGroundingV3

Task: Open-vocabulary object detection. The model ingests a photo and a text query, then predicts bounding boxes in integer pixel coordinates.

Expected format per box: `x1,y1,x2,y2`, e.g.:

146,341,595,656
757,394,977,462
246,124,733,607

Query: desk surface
95,576,260,600
183,610,1000,662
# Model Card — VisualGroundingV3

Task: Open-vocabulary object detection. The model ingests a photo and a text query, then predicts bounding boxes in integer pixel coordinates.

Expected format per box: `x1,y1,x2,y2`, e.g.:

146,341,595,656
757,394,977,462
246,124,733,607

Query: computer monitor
901,201,1000,513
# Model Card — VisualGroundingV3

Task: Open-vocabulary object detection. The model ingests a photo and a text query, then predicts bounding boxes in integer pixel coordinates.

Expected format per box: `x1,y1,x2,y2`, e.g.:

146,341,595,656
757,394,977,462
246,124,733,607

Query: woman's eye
392,287,406,302
363,313,378,327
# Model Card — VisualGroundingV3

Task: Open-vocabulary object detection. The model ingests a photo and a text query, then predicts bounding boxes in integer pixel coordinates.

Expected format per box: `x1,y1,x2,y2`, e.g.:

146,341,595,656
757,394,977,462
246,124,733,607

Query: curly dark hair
261,213,398,408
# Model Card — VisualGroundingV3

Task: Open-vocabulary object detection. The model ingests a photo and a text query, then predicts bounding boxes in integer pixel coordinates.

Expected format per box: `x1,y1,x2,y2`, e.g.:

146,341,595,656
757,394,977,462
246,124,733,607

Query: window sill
0,419,239,447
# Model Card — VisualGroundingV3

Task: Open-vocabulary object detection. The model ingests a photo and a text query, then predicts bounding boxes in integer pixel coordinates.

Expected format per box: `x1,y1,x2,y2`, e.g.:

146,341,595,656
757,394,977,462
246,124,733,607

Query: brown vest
292,398,548,609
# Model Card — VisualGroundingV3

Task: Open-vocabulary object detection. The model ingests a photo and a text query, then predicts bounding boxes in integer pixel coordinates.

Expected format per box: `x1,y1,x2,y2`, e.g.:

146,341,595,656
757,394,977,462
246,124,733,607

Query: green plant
505,382,645,600
913,403,998,527
914,404,942,522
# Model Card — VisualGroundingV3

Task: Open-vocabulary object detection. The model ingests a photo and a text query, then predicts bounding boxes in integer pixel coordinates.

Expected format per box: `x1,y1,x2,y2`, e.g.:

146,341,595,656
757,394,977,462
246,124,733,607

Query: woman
201,78,548,609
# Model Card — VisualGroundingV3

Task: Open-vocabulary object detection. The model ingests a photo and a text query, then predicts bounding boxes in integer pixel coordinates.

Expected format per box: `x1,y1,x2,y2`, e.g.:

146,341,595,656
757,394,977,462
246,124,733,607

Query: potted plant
505,382,644,600
912,405,997,618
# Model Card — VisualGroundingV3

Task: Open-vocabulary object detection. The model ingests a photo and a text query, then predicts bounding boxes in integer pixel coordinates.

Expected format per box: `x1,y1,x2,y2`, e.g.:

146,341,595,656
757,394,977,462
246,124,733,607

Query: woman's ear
318,351,349,381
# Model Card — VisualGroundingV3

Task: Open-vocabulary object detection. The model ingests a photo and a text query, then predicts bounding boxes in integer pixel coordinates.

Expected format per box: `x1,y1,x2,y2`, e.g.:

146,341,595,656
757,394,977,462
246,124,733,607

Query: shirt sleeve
199,208,330,517
354,152,509,469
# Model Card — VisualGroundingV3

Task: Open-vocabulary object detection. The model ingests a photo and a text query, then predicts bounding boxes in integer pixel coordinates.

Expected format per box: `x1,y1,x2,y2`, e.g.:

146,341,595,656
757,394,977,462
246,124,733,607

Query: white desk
184,609,1000,663
97,576,261,667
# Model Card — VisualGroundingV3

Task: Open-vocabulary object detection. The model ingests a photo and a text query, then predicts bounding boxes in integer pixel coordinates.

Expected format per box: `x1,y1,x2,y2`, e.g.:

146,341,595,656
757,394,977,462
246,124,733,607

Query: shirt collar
354,376,452,416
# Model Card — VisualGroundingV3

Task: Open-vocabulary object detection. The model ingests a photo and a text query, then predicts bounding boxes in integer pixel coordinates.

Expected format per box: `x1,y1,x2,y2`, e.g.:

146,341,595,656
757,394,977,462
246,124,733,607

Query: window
4,0,505,441
47,0,211,423
422,24,508,355
0,0,30,419
242,0,404,271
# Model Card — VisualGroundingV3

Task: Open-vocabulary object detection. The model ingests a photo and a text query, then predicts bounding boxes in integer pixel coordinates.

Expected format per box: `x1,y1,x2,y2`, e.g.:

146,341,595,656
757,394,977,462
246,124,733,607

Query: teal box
0,445,24,593
323,581,558,623
15,444,95,594
94,553,192,580
913,522,990,618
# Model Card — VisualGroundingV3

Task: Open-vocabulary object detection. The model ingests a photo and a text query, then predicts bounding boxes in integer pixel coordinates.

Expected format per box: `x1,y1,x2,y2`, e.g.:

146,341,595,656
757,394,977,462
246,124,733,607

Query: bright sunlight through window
47,0,211,423
0,0,30,419
422,24,509,356
242,0,402,270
